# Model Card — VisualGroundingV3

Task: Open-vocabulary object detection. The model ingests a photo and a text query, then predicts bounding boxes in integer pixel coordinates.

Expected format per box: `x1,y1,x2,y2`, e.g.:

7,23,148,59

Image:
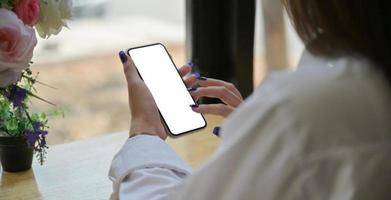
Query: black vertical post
186,0,255,100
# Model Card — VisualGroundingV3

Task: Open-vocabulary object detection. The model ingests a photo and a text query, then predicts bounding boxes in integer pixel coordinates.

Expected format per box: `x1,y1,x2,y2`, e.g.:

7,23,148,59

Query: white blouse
109,51,391,200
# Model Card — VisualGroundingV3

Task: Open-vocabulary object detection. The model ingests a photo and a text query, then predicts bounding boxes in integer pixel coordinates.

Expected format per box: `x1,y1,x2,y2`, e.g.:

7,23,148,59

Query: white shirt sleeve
108,135,192,200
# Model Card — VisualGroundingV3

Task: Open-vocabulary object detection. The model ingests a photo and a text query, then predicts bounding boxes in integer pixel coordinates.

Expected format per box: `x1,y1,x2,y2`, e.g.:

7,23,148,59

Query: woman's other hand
188,75,243,118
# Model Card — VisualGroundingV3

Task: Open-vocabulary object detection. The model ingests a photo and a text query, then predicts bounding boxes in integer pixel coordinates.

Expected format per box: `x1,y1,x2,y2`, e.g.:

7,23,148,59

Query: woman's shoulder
254,51,390,112
222,52,390,151
248,52,391,150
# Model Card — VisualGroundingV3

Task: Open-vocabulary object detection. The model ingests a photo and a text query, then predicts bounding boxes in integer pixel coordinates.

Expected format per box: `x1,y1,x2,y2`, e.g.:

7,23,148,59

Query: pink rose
13,0,40,26
0,8,37,88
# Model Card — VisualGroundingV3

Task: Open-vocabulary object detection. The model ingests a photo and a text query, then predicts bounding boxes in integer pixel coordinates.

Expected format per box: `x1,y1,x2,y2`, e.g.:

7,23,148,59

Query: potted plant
0,71,50,172
0,0,72,172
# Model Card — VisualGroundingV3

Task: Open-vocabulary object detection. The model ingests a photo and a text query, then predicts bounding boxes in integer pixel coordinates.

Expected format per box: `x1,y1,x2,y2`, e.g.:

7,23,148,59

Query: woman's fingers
178,65,200,87
190,86,242,107
178,65,192,77
184,74,198,88
191,104,235,118
198,78,243,100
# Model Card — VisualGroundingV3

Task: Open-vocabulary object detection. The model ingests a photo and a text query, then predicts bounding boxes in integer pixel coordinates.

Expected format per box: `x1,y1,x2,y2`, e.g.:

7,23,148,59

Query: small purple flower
25,129,39,147
6,85,28,107
32,121,44,130
24,121,48,154
25,125,48,165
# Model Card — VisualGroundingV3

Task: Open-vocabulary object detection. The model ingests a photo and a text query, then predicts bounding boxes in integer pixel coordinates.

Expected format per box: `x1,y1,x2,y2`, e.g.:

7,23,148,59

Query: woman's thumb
119,51,140,83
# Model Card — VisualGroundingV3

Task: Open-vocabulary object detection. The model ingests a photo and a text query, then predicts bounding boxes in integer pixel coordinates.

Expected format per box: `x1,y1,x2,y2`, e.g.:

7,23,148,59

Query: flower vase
0,136,33,172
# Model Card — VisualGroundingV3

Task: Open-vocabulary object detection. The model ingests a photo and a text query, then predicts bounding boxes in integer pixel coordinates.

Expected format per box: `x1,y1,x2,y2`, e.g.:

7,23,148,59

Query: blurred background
30,0,303,145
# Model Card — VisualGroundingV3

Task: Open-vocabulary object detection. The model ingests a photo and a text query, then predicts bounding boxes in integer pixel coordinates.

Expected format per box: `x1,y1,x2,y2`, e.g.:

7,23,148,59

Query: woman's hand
119,51,193,140
188,76,243,118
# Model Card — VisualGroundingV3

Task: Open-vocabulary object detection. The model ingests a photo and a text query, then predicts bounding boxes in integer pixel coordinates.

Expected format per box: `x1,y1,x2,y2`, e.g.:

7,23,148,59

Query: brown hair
282,0,391,82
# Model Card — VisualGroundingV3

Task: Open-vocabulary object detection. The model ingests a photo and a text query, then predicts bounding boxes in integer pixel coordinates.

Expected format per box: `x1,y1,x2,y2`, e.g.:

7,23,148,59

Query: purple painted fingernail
188,87,197,92
188,62,195,68
194,72,201,78
195,72,207,81
119,51,127,63
213,127,221,137
190,104,199,108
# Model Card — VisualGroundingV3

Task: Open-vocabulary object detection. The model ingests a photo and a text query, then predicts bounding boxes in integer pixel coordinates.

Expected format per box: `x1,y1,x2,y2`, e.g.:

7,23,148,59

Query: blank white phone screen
128,44,206,135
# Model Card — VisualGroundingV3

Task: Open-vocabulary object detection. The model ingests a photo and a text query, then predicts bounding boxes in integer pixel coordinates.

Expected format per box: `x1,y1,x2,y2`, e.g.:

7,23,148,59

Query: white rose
0,9,37,88
35,0,73,38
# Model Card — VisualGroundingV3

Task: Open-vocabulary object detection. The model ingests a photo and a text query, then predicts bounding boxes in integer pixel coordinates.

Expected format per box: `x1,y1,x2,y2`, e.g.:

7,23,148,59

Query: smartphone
127,43,207,137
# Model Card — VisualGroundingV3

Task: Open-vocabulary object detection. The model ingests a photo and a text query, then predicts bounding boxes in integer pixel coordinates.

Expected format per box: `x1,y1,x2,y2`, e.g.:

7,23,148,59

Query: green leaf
17,117,31,133
31,112,48,124
5,117,18,132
